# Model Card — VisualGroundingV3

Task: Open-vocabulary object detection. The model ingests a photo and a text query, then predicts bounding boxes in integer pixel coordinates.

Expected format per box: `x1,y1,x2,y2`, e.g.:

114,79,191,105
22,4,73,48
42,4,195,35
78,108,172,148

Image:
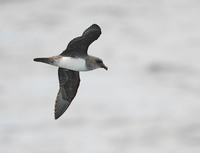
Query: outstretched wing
60,24,101,57
54,68,80,119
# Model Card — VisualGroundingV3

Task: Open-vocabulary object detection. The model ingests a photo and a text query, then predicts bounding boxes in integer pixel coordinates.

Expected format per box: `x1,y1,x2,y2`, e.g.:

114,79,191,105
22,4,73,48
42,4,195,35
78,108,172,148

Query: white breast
56,57,88,71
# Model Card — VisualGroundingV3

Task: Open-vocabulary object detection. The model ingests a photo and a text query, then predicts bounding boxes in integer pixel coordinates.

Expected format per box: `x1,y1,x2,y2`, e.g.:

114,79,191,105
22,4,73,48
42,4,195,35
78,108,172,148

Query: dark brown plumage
34,24,107,120
55,68,80,119
60,24,101,57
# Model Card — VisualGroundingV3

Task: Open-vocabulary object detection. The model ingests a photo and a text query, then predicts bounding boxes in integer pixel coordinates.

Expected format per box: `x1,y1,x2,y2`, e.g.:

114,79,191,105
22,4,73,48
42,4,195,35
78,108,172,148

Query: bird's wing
60,24,101,57
54,68,80,119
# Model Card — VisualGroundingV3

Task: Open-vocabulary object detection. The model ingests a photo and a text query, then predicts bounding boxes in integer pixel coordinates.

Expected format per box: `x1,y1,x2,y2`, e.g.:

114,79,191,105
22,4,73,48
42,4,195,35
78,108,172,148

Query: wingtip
54,116,59,120
91,24,101,30
86,23,101,31
54,111,62,120
92,23,100,27
54,113,62,120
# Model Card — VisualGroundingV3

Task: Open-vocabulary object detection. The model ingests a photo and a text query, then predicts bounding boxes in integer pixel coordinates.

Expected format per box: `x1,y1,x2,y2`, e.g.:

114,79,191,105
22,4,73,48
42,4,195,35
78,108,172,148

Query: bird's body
57,57,87,71
34,24,107,119
35,56,88,71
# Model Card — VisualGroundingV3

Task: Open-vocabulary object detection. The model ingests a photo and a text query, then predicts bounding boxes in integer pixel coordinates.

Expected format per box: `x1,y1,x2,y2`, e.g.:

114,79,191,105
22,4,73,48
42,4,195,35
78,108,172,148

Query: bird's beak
101,64,108,70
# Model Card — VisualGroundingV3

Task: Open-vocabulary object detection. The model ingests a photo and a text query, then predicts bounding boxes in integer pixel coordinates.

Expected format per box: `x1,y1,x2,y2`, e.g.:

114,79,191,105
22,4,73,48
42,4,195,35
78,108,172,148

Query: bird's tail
33,57,54,65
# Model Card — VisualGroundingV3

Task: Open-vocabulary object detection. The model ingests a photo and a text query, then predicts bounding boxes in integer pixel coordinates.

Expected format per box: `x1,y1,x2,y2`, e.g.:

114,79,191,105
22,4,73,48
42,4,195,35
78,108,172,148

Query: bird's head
95,58,108,70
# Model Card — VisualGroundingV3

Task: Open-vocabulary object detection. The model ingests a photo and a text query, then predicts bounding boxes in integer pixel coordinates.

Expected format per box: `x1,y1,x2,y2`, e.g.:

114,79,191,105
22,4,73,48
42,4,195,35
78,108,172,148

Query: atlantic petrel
34,24,107,119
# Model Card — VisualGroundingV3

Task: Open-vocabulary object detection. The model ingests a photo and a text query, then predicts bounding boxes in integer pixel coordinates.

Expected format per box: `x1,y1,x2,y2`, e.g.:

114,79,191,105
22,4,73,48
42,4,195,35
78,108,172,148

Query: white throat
56,57,88,71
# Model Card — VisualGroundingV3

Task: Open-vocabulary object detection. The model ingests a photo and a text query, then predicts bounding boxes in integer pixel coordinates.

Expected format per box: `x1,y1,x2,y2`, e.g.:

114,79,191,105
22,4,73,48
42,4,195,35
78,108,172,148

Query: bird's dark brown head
95,58,108,70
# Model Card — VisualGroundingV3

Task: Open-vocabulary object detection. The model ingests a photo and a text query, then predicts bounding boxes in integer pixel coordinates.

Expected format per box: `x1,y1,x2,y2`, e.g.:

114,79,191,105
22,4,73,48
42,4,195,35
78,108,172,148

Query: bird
34,24,108,119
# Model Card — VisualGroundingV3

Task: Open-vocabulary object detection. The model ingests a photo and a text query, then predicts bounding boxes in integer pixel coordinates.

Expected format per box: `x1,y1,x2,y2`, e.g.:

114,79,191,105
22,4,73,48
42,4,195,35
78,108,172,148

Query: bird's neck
85,55,98,70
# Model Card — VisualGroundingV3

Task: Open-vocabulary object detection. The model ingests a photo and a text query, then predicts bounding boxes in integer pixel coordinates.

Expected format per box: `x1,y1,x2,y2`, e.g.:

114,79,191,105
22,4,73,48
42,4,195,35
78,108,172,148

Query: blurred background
1,0,200,153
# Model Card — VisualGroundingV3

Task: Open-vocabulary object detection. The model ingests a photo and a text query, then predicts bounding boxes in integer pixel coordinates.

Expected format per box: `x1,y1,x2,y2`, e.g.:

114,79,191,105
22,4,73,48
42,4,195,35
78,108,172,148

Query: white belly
56,57,88,71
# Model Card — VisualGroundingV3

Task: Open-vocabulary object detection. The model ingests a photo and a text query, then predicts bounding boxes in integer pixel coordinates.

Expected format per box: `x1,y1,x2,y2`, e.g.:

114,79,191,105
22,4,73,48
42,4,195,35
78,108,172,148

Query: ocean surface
1,0,200,153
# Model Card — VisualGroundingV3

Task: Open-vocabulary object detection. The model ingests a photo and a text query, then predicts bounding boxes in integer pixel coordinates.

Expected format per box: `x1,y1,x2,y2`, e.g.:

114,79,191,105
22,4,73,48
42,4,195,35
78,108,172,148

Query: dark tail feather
33,58,52,64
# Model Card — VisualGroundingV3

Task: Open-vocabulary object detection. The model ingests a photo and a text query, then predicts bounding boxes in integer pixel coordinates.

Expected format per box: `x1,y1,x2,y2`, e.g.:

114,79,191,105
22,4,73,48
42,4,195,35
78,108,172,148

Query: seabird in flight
34,24,107,119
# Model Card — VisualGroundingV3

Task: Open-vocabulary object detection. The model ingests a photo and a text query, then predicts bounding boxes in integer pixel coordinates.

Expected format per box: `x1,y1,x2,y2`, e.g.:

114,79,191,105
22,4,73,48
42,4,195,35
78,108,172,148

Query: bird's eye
96,60,102,63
